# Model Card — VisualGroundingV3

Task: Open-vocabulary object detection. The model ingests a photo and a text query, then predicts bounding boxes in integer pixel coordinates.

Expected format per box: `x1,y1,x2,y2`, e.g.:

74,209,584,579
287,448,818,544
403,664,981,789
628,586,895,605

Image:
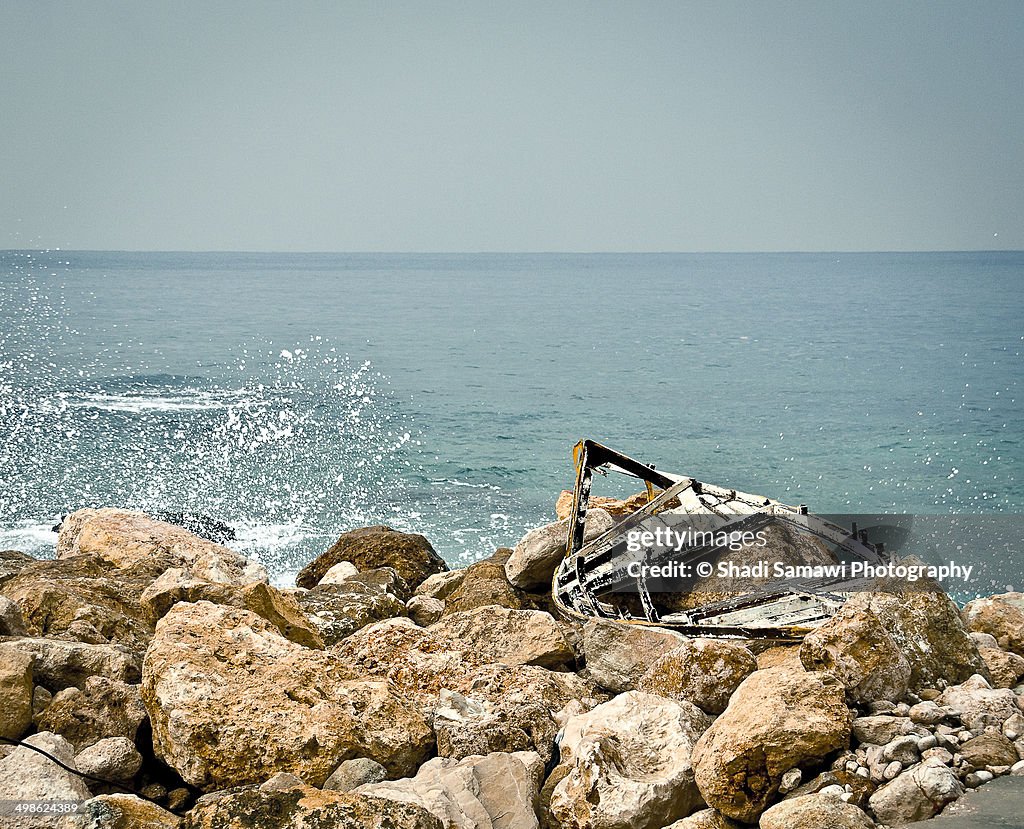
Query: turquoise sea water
1,251,1021,586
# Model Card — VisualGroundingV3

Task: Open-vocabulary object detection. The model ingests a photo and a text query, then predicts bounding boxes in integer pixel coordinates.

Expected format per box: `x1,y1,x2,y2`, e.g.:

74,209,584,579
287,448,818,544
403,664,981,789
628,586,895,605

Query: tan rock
554,489,656,521
756,645,803,670
582,618,687,692
760,793,875,829
77,794,180,829
433,688,559,763
295,578,406,645
800,601,912,703
959,732,1018,767
35,676,147,751
691,667,853,823
661,809,741,829
74,737,143,782
637,638,756,714
441,550,526,615
323,758,388,792
142,601,431,790
963,593,1024,656
427,605,574,669
183,781,442,829
357,751,544,829
0,594,28,636
0,643,32,741
868,757,963,824
0,732,91,829
979,645,1024,688
407,595,445,626
296,525,445,593
937,673,1020,732
6,637,139,691
504,509,614,590
414,570,466,601
548,691,711,829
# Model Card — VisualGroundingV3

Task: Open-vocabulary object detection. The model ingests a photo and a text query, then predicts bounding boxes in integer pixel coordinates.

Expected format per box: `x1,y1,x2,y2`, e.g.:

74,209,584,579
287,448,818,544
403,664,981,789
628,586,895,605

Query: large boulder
548,691,712,829
57,508,265,584
505,509,614,590
142,601,432,790
0,548,33,586
691,667,853,823
0,594,28,636
4,637,139,691
35,676,147,751
428,605,574,670
867,757,963,824
979,645,1024,688
936,673,1020,732
963,593,1024,656
433,688,559,763
760,793,875,829
799,601,912,703
441,550,526,615
296,525,445,593
0,732,91,829
357,751,544,829
637,638,757,714
0,643,33,740
74,736,143,782
183,780,442,829
76,795,180,829
582,619,687,693
295,574,407,646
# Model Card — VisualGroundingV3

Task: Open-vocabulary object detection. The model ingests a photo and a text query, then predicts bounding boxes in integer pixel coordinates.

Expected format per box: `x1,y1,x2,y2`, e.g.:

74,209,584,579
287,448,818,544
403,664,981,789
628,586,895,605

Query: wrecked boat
552,440,892,640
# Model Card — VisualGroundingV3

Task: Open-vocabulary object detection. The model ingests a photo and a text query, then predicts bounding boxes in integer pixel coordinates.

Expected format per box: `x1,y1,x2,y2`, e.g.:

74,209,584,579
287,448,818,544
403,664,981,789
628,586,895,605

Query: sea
1,250,1021,593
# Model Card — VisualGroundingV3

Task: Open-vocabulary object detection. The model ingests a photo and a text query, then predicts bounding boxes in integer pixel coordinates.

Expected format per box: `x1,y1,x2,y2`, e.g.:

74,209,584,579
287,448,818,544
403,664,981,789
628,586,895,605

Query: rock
881,735,919,764
318,561,360,584
141,569,324,648
760,793,876,829
414,570,466,601
0,643,33,740
357,751,543,829
852,715,910,745
296,578,407,646
323,758,388,792
0,548,33,585
799,601,912,703
908,700,948,725
0,732,91,828
868,757,964,824
428,605,574,669
441,550,526,615
74,737,143,781
555,489,655,521
433,688,559,763
77,794,180,829
296,525,445,593
582,619,687,692
1003,712,1024,740
691,666,853,823
980,646,1024,688
825,589,986,691
938,674,1020,732
3,637,139,691
504,509,614,590
778,768,803,794
970,631,1000,649
963,593,1024,656
548,691,711,829
637,638,757,714
184,781,442,829
33,685,53,716
407,595,444,626
0,594,28,635
142,601,431,790
661,809,741,829
756,645,804,670
959,732,1019,768
35,677,147,751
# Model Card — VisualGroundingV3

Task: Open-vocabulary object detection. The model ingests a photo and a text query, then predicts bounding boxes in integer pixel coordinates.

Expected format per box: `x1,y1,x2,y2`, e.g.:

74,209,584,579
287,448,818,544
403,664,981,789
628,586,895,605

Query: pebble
883,761,903,780
778,768,802,794
918,734,938,751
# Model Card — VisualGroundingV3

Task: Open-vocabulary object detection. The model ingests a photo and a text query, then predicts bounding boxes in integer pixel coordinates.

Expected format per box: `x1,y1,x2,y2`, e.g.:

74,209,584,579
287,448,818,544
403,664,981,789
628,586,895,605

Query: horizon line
4,247,1023,256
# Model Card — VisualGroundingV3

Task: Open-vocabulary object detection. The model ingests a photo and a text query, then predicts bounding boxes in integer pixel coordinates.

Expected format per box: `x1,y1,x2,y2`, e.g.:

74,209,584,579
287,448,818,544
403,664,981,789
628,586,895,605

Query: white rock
318,561,360,585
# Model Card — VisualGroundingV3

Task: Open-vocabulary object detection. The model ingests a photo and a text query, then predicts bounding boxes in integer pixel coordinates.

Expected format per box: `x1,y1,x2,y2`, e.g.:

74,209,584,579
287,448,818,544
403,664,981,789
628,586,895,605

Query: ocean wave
66,389,253,413
0,521,57,557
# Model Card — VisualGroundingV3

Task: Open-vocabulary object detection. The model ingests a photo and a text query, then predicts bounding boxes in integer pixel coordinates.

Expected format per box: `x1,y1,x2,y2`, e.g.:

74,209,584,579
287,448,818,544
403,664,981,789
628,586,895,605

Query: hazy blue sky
2,1,1022,251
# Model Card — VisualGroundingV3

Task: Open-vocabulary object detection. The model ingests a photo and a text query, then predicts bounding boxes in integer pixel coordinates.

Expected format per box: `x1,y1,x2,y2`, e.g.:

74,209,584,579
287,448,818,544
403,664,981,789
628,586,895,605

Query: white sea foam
66,389,251,413
0,521,57,557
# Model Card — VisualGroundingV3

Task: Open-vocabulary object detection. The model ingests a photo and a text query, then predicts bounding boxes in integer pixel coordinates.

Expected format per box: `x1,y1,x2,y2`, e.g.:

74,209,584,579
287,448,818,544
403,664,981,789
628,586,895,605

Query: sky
1,1,1022,252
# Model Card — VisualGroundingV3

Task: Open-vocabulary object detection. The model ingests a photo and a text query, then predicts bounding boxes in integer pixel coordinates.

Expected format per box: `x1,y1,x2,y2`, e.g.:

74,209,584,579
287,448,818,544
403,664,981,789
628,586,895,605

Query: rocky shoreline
1,505,1024,828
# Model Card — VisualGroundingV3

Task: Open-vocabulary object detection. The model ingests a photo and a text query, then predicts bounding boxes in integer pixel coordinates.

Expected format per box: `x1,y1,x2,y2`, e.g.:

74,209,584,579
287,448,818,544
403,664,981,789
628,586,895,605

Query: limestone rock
637,638,756,714
77,794,180,829
323,758,388,792
661,809,741,829
555,489,656,521
295,578,406,645
0,594,28,635
141,569,322,647
868,757,963,824
963,593,1024,656
184,781,442,829
0,548,33,585
428,605,574,669
0,643,33,740
433,688,559,763
582,619,687,693
0,732,91,828
441,550,526,615
7,638,139,691
548,691,711,829
35,677,147,751
504,509,614,590
142,601,431,790
799,601,912,703
357,751,543,829
851,715,910,745
958,732,1019,768
691,667,853,823
296,525,445,593
407,595,444,626
74,737,143,782
319,561,360,584
979,645,1024,688
760,793,875,829
414,570,466,601
937,674,1020,732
